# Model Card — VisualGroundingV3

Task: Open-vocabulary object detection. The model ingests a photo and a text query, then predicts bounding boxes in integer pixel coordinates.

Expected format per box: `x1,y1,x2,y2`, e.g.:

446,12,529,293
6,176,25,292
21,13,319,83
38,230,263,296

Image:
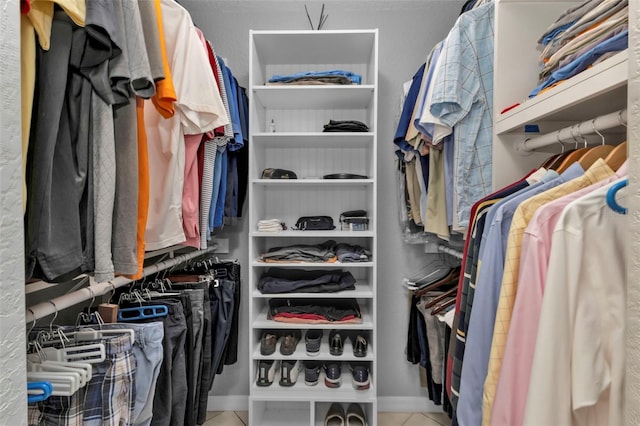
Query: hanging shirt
144,0,228,251
483,159,615,425
523,180,628,426
429,2,495,227
492,161,628,426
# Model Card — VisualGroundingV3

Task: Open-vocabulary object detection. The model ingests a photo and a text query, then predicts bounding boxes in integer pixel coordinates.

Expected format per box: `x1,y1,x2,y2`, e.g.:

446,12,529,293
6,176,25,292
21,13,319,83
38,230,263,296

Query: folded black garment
268,298,361,321
334,242,371,262
258,268,356,294
322,119,369,133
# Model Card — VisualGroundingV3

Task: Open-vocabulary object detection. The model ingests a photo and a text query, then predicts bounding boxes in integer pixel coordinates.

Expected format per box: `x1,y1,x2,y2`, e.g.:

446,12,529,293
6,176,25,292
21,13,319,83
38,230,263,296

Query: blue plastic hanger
606,178,628,214
117,305,169,321
28,381,53,403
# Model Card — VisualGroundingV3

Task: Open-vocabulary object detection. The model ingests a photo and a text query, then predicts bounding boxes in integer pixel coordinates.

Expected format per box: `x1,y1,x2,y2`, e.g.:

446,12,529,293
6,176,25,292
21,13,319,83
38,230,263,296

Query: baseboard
207,395,438,413
207,395,250,412
378,396,440,413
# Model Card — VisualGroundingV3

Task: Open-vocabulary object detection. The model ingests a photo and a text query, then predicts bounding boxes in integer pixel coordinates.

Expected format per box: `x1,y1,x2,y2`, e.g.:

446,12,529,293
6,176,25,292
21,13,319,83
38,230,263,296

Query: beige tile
377,412,412,426
206,411,223,421
423,411,451,425
203,411,246,426
235,411,248,425
402,413,443,426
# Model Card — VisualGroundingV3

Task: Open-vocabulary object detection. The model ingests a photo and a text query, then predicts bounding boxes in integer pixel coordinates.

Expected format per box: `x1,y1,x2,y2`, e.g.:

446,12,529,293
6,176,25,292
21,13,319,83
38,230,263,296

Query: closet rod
516,108,627,152
25,246,218,323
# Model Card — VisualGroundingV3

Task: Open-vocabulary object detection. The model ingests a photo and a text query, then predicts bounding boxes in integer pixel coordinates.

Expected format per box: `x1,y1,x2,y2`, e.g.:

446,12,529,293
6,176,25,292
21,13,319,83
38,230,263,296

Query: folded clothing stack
267,70,362,85
258,268,356,294
323,119,369,133
258,219,286,232
268,298,362,324
258,240,371,263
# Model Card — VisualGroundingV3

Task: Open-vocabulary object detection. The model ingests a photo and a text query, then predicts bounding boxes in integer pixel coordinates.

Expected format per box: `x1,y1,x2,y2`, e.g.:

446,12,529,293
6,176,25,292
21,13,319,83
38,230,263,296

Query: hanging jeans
209,278,237,385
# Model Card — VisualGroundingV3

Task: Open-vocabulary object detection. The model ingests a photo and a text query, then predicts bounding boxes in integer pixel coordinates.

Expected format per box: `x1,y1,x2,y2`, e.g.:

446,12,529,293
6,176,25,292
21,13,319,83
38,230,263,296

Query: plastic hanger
27,381,53,403
27,371,80,397
606,178,627,214
117,305,169,321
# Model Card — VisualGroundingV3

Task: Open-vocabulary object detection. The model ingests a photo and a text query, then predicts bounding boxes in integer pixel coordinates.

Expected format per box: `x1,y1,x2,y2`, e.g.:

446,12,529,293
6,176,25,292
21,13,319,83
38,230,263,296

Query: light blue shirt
456,163,583,426
413,41,444,138
430,2,495,227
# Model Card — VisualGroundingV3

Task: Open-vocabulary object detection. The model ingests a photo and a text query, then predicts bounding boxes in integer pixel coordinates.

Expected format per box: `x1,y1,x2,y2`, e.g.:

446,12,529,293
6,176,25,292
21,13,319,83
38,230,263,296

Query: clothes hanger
555,125,590,173
422,286,458,308
546,132,575,171
605,140,627,171
27,381,53,403
538,134,564,169
414,268,460,298
577,119,614,169
607,178,627,214
430,296,456,315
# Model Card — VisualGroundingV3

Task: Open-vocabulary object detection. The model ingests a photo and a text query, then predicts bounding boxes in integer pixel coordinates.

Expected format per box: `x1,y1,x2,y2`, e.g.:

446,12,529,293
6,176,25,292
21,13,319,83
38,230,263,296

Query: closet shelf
252,179,373,186
252,133,374,148
251,282,374,299
251,371,376,402
252,85,375,109
252,306,374,330
252,261,375,268
252,230,374,238
495,49,628,135
252,338,375,361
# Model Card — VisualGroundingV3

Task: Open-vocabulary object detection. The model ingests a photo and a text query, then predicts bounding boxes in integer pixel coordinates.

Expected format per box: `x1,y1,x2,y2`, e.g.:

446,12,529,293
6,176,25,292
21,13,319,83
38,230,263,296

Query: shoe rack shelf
248,29,378,426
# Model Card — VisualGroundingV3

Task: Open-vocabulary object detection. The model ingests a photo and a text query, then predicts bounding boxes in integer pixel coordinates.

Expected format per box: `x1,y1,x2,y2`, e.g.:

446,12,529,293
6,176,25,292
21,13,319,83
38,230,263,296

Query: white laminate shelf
496,50,628,134
252,261,374,268
252,230,374,238
252,307,374,330
251,371,376,402
252,85,375,110
252,282,374,299
252,132,374,148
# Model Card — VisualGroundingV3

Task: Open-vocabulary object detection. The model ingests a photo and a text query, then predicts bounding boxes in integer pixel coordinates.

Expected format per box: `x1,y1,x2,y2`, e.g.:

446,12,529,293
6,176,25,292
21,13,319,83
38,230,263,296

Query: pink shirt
491,160,628,426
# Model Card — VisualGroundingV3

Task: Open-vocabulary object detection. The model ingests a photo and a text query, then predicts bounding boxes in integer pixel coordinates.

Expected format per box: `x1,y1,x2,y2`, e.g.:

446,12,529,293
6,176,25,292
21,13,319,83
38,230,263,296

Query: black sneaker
303,361,321,386
280,330,302,356
329,330,343,356
305,330,323,356
256,360,278,387
350,363,370,390
279,359,302,386
323,362,342,388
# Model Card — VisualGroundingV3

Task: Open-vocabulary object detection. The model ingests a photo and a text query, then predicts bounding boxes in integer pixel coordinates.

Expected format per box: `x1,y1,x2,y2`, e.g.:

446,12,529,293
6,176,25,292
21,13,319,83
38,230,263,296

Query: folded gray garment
259,240,336,262
265,75,353,85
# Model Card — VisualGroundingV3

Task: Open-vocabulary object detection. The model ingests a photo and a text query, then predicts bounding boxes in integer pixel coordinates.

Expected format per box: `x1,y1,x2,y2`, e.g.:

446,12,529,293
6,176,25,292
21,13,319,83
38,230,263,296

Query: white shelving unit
492,0,628,189
248,30,378,426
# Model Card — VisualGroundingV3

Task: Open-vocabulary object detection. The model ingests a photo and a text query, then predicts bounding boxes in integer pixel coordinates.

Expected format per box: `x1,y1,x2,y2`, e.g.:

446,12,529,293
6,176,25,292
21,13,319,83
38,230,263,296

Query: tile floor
204,410,450,426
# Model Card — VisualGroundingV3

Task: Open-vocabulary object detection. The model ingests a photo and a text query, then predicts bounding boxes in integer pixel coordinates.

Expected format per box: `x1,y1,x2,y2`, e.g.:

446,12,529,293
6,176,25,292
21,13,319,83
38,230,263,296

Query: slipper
346,403,367,426
325,402,345,426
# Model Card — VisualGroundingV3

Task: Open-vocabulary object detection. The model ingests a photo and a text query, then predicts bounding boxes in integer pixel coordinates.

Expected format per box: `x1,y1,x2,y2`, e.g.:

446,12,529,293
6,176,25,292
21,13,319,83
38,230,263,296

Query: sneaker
256,360,278,387
351,334,368,358
279,359,302,387
280,330,302,356
329,330,343,356
305,330,323,356
323,362,342,388
303,361,321,386
260,331,278,356
346,403,367,426
349,363,370,391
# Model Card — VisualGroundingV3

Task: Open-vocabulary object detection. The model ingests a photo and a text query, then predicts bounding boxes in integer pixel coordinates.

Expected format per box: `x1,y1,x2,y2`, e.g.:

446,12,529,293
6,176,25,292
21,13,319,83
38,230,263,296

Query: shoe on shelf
260,331,278,356
349,363,370,391
305,329,323,356
329,330,344,356
256,360,278,387
351,334,368,358
346,403,367,426
303,360,321,386
279,359,302,387
323,362,342,388
325,402,345,426
280,330,302,356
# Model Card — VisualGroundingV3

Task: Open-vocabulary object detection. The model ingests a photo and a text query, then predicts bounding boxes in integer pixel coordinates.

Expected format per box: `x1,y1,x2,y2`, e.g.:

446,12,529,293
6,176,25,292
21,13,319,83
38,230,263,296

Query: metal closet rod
26,246,218,323
518,108,627,152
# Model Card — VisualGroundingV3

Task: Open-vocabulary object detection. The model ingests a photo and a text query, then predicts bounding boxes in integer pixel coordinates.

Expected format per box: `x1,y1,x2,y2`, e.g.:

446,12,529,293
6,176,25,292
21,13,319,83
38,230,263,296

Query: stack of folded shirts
529,0,628,98
268,299,362,324
322,119,369,133
258,268,356,294
267,70,362,85
258,219,285,232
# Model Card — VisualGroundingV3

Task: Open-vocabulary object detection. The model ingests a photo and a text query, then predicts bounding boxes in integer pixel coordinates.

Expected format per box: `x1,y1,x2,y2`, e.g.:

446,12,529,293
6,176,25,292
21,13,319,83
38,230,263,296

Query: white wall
0,0,27,422
182,0,464,406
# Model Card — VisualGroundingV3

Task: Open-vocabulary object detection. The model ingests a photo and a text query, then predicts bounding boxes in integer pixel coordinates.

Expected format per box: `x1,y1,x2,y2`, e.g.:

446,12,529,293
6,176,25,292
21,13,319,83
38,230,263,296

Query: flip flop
346,403,367,426
325,402,345,426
